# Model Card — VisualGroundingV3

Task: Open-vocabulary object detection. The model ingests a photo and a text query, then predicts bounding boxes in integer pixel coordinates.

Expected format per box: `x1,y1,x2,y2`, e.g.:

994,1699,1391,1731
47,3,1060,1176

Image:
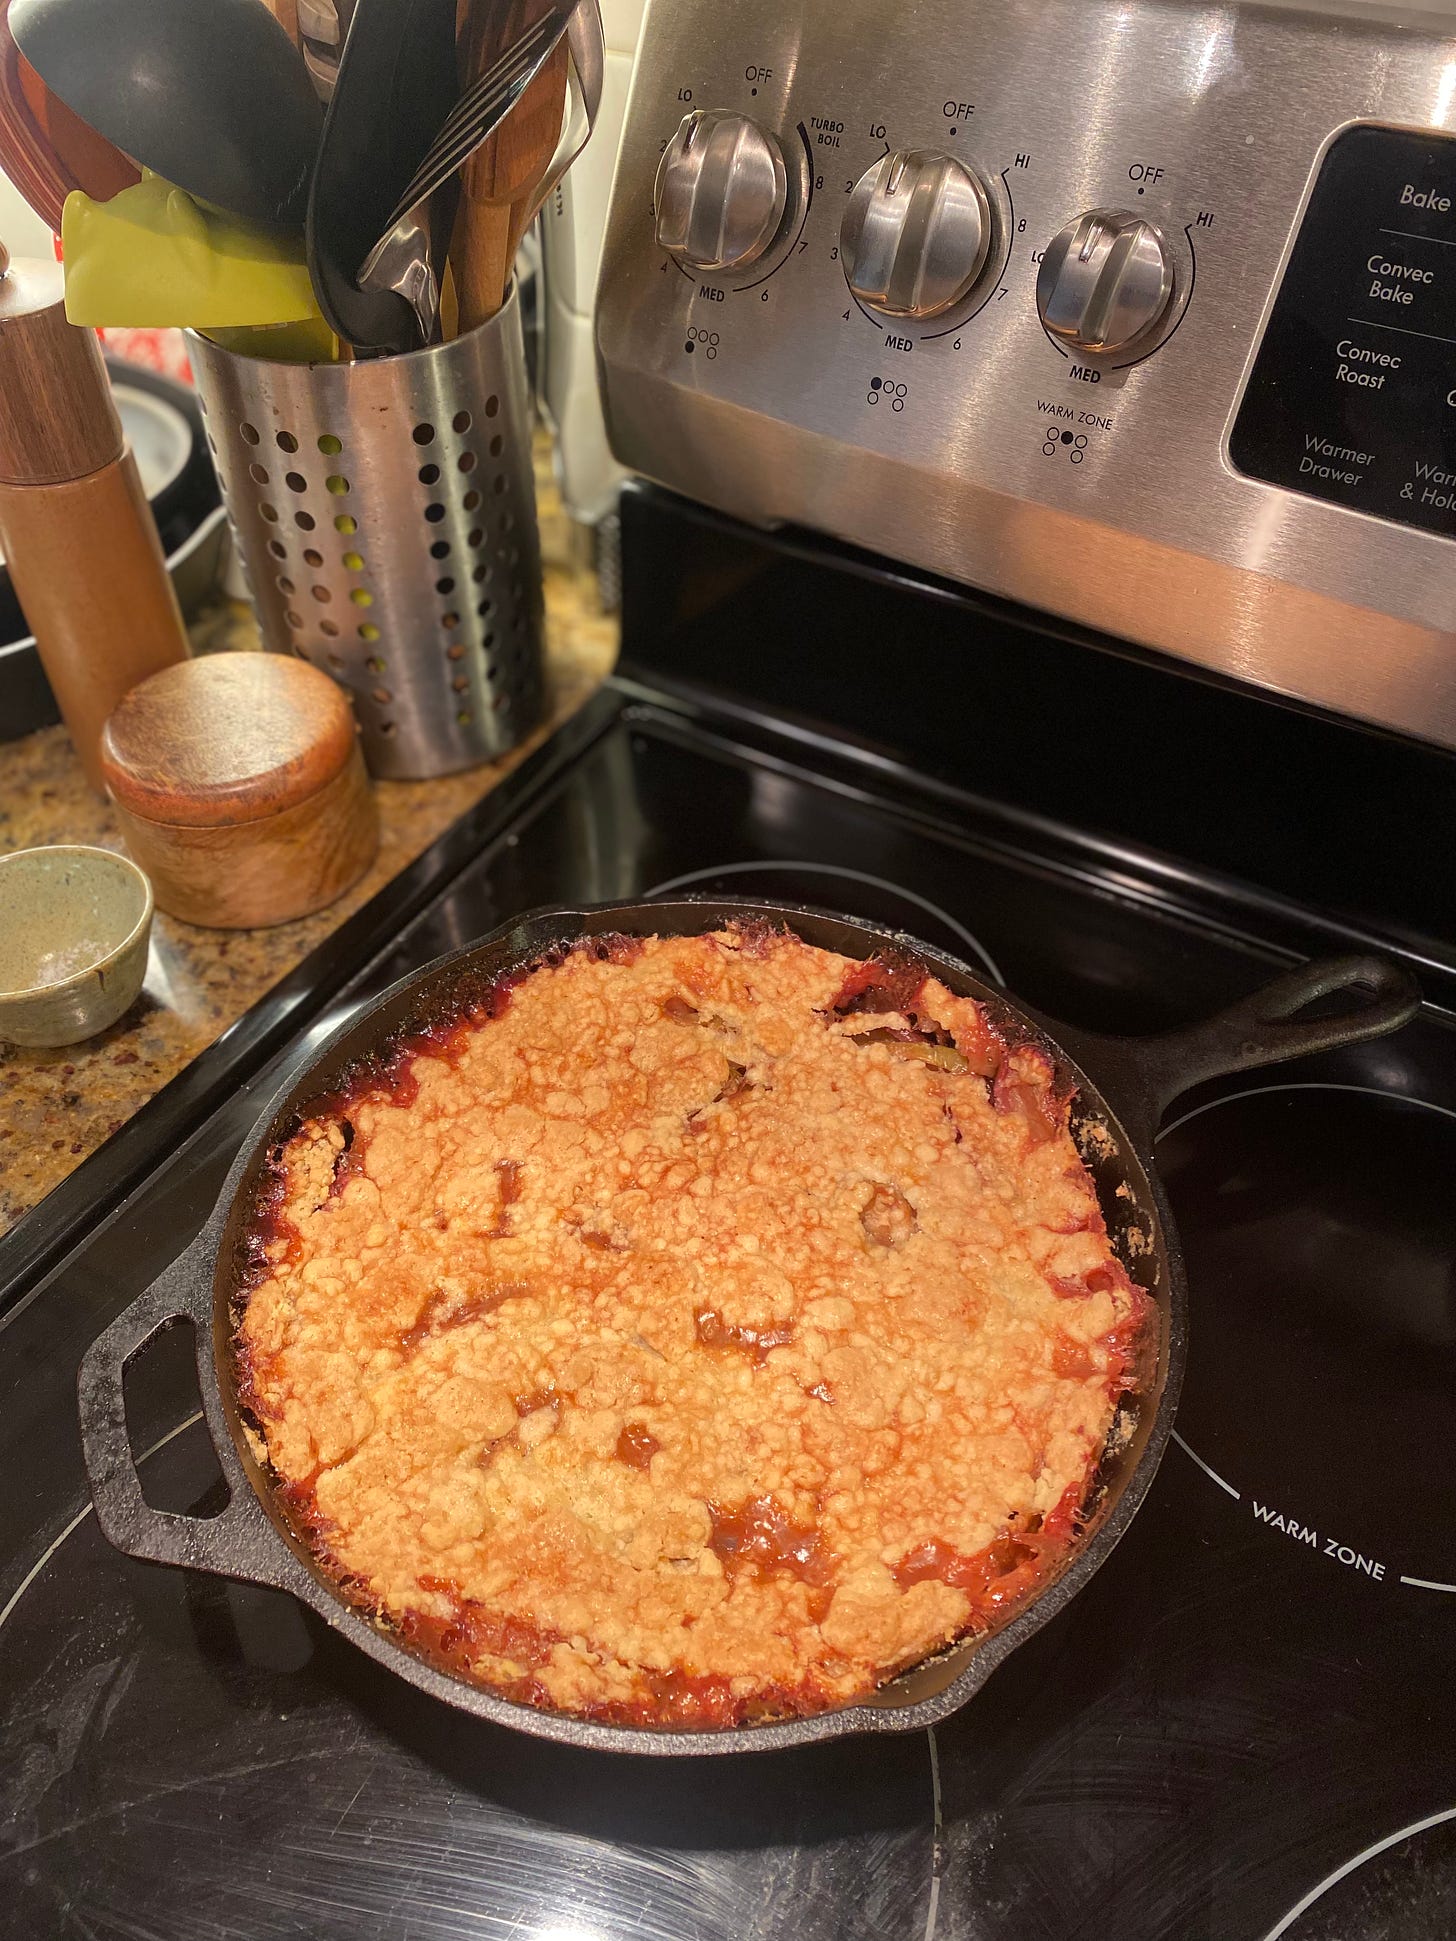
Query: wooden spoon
450,0,568,330
257,0,301,49
0,0,138,231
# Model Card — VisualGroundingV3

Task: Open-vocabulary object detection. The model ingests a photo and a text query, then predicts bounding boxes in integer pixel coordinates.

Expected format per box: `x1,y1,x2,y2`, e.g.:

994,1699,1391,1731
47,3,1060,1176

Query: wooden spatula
0,0,138,231
451,0,568,330
257,0,301,50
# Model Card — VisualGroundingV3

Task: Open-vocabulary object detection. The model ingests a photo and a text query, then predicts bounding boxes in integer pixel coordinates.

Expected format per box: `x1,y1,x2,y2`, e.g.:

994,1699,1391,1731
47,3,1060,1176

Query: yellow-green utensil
62,173,321,331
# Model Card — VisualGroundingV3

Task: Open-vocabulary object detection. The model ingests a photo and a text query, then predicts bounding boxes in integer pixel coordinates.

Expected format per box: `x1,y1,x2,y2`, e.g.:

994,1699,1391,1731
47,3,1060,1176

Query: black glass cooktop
2,684,1453,1941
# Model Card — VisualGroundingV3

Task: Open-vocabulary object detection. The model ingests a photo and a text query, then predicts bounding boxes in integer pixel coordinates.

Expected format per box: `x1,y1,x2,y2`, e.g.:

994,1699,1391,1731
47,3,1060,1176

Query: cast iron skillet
77,900,1421,1756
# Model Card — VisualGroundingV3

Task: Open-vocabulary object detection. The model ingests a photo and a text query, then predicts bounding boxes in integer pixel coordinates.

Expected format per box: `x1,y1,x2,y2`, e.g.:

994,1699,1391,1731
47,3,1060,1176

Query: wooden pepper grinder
0,238,190,791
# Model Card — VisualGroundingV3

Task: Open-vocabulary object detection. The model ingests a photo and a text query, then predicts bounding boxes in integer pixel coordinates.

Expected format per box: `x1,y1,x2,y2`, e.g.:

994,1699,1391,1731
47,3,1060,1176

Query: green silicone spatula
62,174,323,332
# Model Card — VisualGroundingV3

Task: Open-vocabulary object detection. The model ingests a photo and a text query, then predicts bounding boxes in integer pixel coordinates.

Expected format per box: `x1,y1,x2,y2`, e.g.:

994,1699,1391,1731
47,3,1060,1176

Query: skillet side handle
77,1236,293,1591
1115,953,1421,1137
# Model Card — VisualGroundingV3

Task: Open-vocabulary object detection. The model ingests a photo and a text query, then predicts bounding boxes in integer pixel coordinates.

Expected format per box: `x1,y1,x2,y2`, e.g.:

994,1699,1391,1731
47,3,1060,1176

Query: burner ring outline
1158,1079,1456,1143
0,1409,204,1635
1262,1804,1456,1940
1158,1081,1456,1597
644,859,1007,986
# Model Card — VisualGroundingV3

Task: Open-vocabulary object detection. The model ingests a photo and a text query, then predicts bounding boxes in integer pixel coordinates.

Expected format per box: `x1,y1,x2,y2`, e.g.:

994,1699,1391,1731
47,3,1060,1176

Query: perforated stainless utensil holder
189,289,546,780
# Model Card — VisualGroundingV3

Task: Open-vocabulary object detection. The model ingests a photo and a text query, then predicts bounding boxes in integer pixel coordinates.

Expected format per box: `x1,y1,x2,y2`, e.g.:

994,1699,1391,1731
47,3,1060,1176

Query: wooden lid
0,247,123,484
100,654,361,828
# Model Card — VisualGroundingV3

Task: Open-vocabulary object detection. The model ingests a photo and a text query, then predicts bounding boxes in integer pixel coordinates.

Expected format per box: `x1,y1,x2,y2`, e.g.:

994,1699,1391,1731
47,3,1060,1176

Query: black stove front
2,487,1454,1941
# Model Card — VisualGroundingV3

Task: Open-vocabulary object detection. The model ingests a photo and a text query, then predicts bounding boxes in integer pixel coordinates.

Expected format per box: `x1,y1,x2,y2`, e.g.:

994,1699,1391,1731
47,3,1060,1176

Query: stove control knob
655,109,788,273
1036,208,1174,354
840,150,993,319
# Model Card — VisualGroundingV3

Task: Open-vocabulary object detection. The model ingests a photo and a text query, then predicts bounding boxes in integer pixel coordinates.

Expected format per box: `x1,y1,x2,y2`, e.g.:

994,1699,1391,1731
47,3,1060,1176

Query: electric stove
2,486,1454,1941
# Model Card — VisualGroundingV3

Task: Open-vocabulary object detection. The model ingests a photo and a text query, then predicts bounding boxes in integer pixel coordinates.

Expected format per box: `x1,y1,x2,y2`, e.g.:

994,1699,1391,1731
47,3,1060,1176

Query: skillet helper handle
77,1236,291,1590
1118,953,1421,1135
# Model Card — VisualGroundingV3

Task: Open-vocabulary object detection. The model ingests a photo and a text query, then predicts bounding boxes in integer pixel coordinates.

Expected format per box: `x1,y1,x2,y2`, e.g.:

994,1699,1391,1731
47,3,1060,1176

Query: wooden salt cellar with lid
0,237,190,791
100,655,379,929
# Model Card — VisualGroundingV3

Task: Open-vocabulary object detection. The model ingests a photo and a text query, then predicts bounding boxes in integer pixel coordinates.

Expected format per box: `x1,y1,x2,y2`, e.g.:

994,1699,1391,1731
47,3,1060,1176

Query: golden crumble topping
234,925,1150,1729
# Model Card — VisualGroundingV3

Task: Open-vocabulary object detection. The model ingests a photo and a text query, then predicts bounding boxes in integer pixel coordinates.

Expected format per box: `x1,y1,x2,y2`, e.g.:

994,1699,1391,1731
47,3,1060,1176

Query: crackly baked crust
234,925,1150,1729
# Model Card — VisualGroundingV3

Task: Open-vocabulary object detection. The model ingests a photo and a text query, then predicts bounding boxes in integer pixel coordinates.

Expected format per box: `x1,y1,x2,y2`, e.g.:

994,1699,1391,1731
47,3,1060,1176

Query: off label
1251,1501,1387,1581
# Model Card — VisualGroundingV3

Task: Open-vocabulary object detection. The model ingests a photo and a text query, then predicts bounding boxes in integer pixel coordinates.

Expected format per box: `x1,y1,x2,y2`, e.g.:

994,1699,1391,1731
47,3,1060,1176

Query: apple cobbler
234,924,1150,1728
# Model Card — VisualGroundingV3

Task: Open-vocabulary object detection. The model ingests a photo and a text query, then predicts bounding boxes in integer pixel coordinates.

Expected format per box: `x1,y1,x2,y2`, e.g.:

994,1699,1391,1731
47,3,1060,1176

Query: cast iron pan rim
77,901,1419,1752
195,897,1184,1755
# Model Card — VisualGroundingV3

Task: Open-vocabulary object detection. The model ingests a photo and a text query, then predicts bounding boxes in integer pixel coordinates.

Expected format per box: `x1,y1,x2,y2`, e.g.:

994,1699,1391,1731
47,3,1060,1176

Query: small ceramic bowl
0,845,154,1050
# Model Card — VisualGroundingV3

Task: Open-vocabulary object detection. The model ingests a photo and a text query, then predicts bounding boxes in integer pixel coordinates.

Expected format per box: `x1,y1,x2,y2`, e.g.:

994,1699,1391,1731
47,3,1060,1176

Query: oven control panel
1230,125,1456,539
597,0,1456,750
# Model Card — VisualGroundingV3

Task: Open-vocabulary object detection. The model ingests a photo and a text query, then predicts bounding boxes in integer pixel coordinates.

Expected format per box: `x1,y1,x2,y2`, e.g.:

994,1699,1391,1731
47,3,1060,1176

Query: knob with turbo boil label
655,110,789,273
1036,209,1174,355
840,150,993,320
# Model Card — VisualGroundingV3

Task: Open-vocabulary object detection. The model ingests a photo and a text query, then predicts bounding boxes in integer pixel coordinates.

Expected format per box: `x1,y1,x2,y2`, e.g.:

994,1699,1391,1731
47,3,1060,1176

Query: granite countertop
0,538,618,1240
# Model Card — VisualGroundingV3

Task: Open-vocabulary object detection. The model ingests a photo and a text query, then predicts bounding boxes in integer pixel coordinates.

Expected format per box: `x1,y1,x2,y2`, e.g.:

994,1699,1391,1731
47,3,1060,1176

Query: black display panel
1230,124,1456,538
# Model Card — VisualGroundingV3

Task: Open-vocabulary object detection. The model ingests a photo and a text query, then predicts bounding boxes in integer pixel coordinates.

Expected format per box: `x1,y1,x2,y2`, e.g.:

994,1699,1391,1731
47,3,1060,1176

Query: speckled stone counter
0,557,617,1237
